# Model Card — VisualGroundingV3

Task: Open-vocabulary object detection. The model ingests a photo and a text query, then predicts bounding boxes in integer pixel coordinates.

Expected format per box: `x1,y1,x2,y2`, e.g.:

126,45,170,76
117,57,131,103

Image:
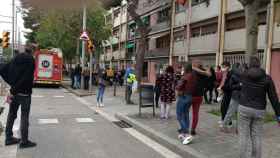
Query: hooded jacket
0,53,35,95
239,67,280,117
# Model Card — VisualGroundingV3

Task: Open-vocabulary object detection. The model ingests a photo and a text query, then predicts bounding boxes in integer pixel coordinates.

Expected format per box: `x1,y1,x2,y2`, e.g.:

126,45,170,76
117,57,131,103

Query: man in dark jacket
0,46,37,149
239,56,280,158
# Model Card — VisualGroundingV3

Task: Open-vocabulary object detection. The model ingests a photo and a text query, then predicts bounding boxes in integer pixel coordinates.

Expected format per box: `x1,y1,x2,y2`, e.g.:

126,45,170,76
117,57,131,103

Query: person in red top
176,62,195,145
214,66,223,102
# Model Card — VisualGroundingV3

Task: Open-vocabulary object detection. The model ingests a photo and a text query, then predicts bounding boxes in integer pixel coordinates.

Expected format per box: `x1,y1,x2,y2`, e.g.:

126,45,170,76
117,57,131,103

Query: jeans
6,95,31,143
223,98,239,127
191,96,203,130
74,75,81,89
203,87,214,103
126,85,132,104
97,86,105,104
176,95,192,134
239,105,265,158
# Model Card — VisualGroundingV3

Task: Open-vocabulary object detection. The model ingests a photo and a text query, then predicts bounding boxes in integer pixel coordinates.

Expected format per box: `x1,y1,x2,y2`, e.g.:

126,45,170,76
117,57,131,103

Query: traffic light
87,40,94,53
2,32,10,48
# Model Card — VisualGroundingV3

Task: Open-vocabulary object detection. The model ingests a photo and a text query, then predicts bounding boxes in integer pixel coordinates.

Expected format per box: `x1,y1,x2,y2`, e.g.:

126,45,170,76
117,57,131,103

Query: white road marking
38,119,59,124
124,128,182,158
72,93,181,158
32,95,44,98
75,118,95,123
53,95,65,98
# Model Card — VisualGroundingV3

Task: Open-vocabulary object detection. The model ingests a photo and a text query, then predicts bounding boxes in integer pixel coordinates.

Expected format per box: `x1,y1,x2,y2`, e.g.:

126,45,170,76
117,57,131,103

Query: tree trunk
243,0,261,62
127,0,151,85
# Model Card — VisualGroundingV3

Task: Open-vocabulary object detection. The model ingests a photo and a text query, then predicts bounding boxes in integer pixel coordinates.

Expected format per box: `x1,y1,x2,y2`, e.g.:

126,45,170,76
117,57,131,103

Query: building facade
102,0,280,95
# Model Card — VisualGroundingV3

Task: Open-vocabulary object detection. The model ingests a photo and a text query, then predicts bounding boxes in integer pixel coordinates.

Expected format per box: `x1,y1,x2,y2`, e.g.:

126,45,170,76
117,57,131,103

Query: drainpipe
265,0,275,74
186,0,192,62
217,0,226,66
169,0,176,65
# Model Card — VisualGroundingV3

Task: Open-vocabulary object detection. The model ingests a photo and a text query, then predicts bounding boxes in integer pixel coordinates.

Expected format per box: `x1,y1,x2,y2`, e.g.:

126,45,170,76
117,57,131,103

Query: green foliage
23,7,111,63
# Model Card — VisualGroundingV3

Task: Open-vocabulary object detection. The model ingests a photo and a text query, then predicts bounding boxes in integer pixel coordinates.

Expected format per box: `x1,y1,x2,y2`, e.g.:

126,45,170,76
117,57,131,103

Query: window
226,17,245,31
143,16,150,27
156,34,170,48
143,62,148,78
174,31,185,41
112,44,119,52
192,0,208,6
191,27,201,37
158,8,170,23
201,23,217,35
176,2,186,13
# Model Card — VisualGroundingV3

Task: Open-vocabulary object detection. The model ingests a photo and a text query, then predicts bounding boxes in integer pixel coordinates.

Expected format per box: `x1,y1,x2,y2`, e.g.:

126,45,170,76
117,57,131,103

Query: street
11,88,180,158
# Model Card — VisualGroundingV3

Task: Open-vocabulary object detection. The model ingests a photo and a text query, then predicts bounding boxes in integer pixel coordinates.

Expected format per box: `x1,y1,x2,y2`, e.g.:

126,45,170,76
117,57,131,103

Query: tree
238,0,270,61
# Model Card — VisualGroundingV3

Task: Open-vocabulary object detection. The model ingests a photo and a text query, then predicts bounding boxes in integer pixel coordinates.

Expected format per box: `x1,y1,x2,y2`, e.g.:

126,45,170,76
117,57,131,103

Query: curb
61,85,95,97
115,113,209,158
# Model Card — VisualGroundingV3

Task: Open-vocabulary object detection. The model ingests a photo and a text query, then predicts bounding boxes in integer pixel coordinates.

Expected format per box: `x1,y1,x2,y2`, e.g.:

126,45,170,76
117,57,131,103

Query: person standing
203,66,216,104
218,61,232,125
176,63,195,145
154,73,161,108
0,46,37,148
157,66,176,120
191,60,211,135
70,67,75,89
221,63,242,132
214,66,223,103
239,56,280,158
97,69,106,107
83,65,90,90
74,64,82,89
126,67,136,104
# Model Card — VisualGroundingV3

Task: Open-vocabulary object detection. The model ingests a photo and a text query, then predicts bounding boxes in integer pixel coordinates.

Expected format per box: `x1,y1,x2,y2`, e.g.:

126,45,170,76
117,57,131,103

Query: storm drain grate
113,120,133,129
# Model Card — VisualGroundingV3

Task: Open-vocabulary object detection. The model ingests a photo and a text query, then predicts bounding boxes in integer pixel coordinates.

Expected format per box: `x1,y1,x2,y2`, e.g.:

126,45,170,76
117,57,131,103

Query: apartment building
102,0,280,95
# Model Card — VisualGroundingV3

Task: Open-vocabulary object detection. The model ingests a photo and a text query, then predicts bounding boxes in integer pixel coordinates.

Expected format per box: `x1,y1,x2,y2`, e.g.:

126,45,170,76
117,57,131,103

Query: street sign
80,31,89,41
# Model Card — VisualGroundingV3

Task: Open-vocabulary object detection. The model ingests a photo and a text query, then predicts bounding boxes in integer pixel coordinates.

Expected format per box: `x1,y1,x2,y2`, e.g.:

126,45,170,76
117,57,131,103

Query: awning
126,42,135,49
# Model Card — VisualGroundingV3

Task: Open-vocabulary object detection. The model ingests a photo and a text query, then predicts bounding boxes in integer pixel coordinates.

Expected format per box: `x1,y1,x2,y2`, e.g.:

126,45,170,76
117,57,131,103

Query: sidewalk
62,80,96,97
83,88,280,158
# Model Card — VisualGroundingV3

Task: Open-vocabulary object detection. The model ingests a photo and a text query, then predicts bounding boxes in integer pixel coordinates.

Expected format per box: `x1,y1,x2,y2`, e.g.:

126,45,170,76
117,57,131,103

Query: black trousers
203,86,214,103
220,92,232,121
84,76,90,90
6,95,31,143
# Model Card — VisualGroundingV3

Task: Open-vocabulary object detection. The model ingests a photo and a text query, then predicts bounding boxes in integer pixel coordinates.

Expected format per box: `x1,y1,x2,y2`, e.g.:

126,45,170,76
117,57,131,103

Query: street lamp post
81,0,87,90
12,0,15,57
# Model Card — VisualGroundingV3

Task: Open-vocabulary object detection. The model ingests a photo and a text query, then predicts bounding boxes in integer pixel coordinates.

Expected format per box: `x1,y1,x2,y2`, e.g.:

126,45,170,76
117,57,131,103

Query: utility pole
12,0,15,57
186,0,192,62
81,0,87,90
217,0,227,66
169,0,176,65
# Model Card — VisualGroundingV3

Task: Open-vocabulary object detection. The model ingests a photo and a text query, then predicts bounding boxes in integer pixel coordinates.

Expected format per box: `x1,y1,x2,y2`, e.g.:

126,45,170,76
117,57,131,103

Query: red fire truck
34,48,63,86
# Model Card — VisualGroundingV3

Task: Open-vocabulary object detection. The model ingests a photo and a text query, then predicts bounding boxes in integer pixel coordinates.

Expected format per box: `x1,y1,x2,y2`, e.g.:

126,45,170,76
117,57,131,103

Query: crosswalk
37,117,95,125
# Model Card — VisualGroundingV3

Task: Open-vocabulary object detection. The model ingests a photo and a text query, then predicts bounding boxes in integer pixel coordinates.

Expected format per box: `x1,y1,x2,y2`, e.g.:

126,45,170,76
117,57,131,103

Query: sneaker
5,137,20,146
97,102,100,107
100,103,104,107
182,135,193,145
19,141,37,149
178,134,185,141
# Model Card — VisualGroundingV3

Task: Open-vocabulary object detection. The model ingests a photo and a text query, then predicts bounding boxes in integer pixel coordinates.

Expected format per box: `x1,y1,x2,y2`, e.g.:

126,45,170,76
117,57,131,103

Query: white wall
191,0,220,23
226,0,243,13
190,33,218,55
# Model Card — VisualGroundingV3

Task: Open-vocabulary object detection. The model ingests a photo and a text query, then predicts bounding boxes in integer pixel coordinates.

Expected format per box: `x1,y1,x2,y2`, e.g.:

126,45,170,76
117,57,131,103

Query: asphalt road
13,88,179,158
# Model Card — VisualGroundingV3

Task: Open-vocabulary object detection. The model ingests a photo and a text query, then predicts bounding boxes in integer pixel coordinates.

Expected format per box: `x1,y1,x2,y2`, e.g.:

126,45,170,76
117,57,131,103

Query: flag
176,0,187,6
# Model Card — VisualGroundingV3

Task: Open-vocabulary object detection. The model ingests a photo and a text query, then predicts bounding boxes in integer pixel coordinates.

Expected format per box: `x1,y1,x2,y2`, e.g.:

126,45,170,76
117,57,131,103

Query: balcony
224,25,266,52
150,21,170,34
145,48,169,58
227,0,243,14
191,0,220,23
174,40,187,56
190,33,218,55
175,11,187,27
113,51,120,60
136,0,171,16
113,16,121,27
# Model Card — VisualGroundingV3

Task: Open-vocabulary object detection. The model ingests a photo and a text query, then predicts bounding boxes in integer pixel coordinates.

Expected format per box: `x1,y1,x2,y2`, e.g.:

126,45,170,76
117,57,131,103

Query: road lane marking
53,95,65,98
32,95,44,98
75,118,95,123
73,94,182,158
38,119,59,124
124,128,182,158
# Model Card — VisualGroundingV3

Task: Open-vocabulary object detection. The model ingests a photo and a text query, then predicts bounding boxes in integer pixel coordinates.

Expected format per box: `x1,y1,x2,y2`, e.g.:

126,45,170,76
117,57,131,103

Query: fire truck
34,48,63,86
